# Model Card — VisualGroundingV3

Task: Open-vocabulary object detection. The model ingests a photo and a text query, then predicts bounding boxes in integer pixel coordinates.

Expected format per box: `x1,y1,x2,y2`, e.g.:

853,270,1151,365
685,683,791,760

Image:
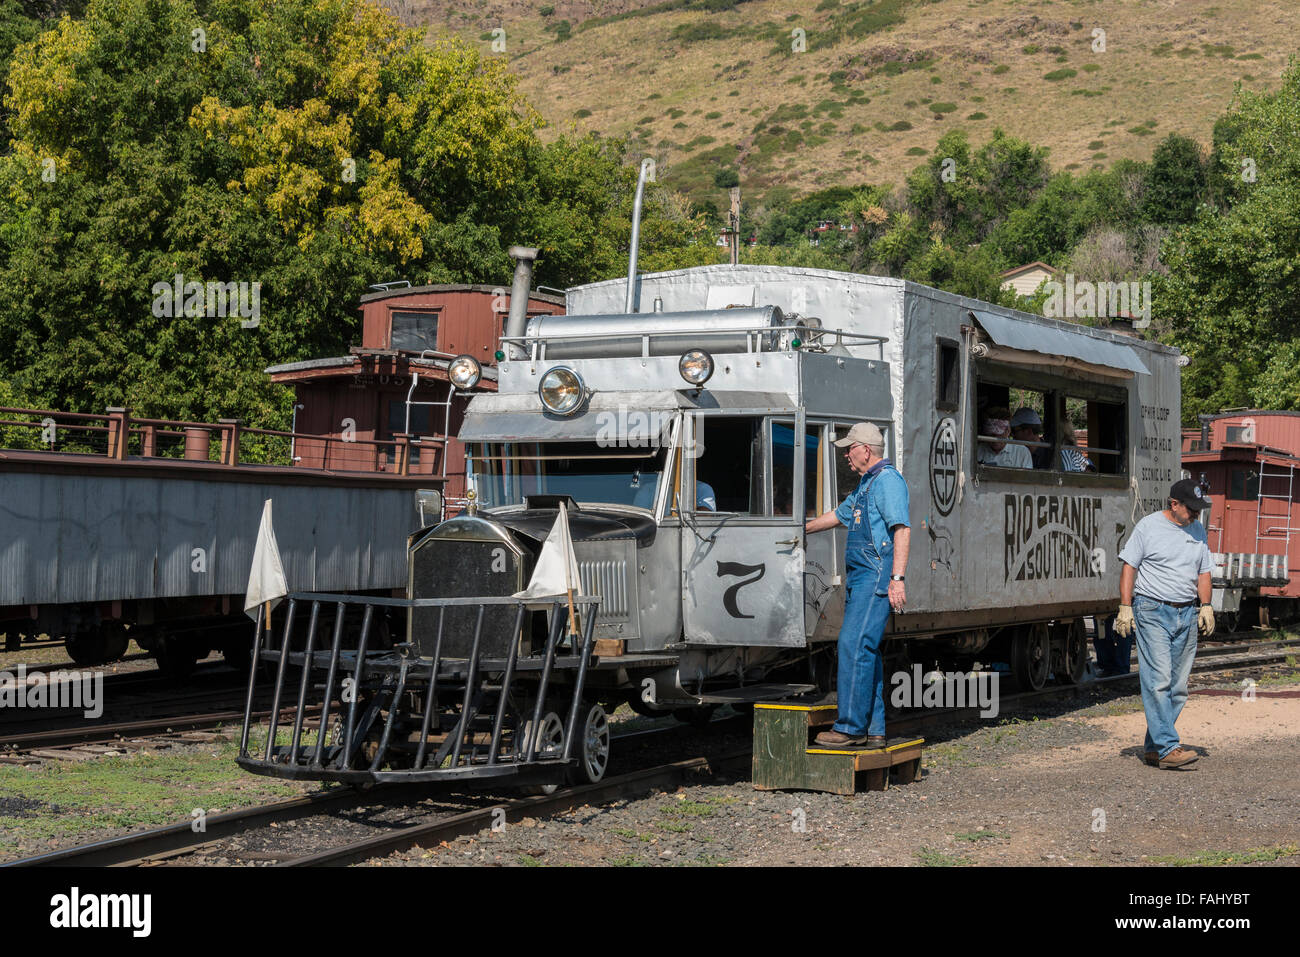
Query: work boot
1158,747,1198,769
814,730,867,747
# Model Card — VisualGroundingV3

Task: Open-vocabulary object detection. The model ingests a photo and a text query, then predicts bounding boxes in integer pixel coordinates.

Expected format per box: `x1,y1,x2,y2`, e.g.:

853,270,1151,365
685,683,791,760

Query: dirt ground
372,683,1300,867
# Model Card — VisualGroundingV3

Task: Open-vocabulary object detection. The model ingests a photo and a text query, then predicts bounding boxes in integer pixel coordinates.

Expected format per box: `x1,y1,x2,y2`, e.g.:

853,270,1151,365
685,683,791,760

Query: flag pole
566,583,579,638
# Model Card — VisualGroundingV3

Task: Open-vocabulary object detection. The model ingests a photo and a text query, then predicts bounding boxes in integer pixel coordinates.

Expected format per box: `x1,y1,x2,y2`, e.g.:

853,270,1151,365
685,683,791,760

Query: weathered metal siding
565,266,1182,625
0,467,417,606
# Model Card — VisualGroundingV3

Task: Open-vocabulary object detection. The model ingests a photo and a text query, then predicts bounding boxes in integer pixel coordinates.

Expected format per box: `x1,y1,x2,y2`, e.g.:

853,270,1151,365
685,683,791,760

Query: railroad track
11,638,1298,868
0,702,323,765
4,636,1295,765
6,722,750,867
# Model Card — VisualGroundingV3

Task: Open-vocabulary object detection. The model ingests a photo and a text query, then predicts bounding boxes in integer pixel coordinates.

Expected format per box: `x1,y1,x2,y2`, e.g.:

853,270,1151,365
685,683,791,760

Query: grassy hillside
396,0,1298,208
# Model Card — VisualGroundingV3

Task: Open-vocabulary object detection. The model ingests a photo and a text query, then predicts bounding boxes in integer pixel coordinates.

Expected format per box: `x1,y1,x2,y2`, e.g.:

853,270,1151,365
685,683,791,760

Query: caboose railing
236,593,601,784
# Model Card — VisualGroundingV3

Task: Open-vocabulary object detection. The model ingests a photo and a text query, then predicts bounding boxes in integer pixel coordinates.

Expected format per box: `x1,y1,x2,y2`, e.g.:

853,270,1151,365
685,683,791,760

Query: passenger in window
977,406,1032,468
696,480,717,511
1010,407,1049,469
1059,431,1095,473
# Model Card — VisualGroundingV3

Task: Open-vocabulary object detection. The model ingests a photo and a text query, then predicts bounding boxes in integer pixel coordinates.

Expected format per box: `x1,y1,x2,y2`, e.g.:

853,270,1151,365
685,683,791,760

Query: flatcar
237,247,1183,788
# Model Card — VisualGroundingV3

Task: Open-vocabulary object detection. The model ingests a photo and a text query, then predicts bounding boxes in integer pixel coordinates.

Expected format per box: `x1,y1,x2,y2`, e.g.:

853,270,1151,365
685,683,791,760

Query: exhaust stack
625,158,655,314
505,245,538,360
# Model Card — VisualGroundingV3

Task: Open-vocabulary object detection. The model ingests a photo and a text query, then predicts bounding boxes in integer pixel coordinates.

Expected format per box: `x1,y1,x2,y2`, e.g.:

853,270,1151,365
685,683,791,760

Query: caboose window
1229,468,1260,501
390,310,439,352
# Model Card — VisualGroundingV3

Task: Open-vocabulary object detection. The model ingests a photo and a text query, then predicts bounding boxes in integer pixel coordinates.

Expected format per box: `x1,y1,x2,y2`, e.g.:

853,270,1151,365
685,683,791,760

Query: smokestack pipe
1198,413,1212,451
505,245,538,360
625,158,655,314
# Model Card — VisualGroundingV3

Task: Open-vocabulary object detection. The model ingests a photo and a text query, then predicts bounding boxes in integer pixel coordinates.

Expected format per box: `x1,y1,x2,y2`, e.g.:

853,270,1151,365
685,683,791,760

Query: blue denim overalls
833,466,898,738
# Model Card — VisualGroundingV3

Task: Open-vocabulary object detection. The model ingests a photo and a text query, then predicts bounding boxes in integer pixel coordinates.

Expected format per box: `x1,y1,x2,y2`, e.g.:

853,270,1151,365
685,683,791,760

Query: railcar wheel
101,623,130,661
518,711,564,795
1055,619,1088,685
65,630,108,666
1010,623,1050,693
567,701,610,785
155,636,201,681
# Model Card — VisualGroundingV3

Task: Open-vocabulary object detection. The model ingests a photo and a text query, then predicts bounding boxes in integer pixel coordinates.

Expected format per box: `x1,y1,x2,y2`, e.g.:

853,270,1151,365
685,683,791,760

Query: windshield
468,441,668,510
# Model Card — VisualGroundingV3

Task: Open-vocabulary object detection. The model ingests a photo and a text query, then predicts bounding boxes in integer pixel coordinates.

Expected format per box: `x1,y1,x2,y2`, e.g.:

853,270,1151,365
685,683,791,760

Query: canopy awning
970,309,1150,376
458,389,795,442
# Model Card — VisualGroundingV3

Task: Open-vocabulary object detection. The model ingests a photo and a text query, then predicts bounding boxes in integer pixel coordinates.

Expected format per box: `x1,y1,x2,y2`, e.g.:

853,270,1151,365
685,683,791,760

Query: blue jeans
1132,595,1198,758
834,571,892,737
1094,615,1133,675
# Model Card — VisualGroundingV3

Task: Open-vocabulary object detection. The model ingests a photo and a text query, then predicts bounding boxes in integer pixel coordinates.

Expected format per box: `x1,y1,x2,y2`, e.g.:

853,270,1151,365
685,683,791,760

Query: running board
693,683,816,705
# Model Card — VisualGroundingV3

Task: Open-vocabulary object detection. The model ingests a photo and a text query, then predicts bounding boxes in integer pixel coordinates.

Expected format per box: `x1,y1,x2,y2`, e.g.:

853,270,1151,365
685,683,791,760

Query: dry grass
391,0,1299,204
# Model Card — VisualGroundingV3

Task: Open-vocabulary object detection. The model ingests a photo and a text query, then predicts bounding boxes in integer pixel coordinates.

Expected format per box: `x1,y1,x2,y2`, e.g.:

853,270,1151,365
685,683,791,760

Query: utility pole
729,186,741,266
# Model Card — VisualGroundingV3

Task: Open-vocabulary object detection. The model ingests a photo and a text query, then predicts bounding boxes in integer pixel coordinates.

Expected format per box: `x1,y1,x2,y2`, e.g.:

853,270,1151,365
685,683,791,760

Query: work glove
1114,604,1135,638
1198,604,1215,636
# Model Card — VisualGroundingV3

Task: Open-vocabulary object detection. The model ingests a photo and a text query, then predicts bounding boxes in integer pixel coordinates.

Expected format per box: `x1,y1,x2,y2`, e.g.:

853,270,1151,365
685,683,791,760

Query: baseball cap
1170,478,1210,511
1010,407,1043,430
834,422,885,448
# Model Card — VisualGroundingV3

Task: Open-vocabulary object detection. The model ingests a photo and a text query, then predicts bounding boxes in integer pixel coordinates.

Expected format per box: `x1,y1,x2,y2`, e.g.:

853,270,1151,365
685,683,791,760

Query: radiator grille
579,560,629,622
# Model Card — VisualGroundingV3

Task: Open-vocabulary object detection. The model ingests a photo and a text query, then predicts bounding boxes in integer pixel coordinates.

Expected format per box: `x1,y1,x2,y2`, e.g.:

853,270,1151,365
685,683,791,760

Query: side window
1228,468,1259,501
936,338,960,411
692,416,762,514
832,422,886,499
771,421,823,518
390,310,439,352
977,374,1127,476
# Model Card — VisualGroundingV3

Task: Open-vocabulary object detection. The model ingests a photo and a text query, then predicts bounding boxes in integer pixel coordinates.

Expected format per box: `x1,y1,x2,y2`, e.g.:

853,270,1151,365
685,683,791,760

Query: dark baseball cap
1170,478,1209,511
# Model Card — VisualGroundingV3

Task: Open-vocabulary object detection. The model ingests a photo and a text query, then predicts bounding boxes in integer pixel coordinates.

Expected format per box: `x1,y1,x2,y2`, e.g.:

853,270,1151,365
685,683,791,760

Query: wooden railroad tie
751,702,924,796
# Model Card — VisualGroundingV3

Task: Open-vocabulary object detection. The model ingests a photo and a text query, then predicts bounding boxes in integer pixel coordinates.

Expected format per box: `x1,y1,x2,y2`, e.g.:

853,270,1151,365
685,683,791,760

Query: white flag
244,499,288,620
513,501,581,601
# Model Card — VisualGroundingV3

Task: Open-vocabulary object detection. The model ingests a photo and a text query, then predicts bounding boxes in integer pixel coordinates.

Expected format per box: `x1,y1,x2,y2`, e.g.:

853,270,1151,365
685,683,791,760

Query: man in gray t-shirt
1114,479,1215,770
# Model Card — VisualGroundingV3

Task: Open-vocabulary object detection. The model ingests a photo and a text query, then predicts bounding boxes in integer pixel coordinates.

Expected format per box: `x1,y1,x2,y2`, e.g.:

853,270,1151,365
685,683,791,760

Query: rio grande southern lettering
1004,494,1103,582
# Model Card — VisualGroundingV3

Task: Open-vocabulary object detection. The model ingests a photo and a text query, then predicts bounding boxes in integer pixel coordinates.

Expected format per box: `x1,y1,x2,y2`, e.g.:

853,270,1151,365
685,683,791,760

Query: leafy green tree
1142,133,1209,225
1158,58,1300,421
0,0,703,429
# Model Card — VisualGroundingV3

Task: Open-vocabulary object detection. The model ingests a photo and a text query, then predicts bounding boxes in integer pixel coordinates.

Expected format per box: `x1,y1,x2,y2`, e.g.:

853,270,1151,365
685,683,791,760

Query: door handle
776,537,800,546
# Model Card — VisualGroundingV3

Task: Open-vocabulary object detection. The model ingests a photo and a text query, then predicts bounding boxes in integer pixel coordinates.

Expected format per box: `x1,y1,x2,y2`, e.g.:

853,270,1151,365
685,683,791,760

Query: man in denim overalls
804,422,911,748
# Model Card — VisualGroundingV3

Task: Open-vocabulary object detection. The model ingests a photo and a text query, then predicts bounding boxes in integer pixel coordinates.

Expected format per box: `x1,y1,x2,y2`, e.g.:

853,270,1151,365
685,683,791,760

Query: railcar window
771,422,822,518
387,400,432,436
692,416,763,514
833,422,890,499
975,374,1127,478
390,310,439,353
1229,468,1260,501
936,338,960,411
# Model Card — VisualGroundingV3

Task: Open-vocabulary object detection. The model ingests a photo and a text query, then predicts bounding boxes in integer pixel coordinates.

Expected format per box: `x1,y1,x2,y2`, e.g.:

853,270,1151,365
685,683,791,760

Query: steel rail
6,721,742,867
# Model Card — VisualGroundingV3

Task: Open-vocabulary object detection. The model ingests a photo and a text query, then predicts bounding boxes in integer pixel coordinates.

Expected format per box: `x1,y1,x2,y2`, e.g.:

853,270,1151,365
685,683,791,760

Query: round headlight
538,366,586,415
448,354,482,390
679,349,715,386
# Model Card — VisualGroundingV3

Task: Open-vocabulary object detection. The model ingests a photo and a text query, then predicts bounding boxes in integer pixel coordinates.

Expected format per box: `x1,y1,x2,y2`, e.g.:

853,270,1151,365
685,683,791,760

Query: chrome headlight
448,354,482,390
679,349,714,386
538,366,586,415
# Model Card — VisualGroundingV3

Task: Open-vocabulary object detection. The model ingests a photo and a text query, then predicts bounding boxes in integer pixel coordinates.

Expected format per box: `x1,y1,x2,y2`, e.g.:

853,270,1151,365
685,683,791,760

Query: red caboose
1182,411,1300,628
267,282,565,505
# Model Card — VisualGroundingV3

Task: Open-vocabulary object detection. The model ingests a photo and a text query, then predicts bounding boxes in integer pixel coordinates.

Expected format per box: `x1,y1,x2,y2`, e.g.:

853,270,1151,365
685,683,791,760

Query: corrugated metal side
0,470,416,605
